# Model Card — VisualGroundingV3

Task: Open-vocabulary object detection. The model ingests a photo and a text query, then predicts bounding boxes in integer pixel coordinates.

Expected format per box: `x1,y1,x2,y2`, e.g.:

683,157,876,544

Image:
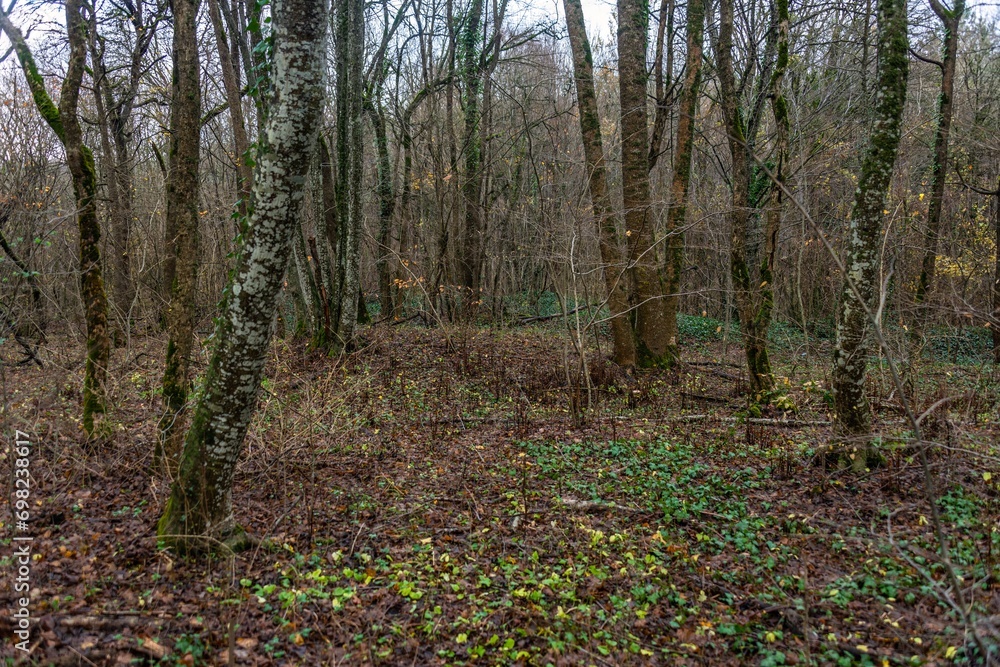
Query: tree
87,0,160,331
0,0,111,437
157,0,328,547
207,0,253,219
716,0,782,394
660,0,705,366
157,0,202,471
912,0,965,343
562,0,636,368
619,0,671,368
459,0,486,293
831,0,909,466
326,0,367,351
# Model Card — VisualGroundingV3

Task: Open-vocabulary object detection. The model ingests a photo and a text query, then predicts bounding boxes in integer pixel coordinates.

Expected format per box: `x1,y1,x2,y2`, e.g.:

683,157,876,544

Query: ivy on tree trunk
832,0,909,468
157,0,327,548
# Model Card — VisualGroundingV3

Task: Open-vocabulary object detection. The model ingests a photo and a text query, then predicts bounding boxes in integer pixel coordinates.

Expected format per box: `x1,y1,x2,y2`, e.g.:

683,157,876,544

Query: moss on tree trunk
1,0,111,438
562,0,636,368
158,0,203,472
832,0,909,468
157,0,328,548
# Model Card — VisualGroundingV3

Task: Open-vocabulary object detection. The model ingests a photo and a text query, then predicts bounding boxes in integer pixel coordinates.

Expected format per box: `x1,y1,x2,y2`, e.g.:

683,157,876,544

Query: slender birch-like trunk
912,0,964,342
157,0,327,547
660,0,705,366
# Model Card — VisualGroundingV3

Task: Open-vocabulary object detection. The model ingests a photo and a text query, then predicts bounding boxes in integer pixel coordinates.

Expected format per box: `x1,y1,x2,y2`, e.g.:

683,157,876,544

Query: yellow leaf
765,632,776,642
919,515,928,526
946,646,958,659
456,633,468,644
985,472,993,482
856,645,869,653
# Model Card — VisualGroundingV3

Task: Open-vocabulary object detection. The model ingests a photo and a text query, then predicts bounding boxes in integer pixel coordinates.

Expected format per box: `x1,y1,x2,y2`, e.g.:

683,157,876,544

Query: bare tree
157,0,328,548
660,0,705,366
0,0,111,437
831,0,909,467
157,0,202,471
562,0,636,368
912,0,965,343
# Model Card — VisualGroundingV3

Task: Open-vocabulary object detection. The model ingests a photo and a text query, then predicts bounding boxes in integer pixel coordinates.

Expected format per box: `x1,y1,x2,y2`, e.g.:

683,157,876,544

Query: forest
0,0,998,661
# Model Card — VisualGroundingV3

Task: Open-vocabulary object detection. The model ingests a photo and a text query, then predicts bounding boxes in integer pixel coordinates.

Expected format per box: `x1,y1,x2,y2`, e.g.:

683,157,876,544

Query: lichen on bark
157,0,328,549
831,0,909,469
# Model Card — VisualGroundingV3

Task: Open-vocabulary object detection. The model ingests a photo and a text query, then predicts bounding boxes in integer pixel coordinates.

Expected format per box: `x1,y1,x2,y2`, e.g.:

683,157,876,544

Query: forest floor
1,321,999,666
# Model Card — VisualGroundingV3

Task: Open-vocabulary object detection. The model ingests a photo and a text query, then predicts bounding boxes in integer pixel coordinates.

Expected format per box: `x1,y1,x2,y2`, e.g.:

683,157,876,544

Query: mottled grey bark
562,0,636,368
832,0,908,467
157,0,202,472
157,0,327,546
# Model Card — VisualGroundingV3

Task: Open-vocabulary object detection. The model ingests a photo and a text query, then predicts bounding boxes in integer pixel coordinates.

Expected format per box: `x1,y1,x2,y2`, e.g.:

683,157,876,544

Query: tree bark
157,0,202,472
368,100,396,320
619,0,670,367
208,0,253,218
0,0,111,438
832,0,909,466
459,0,485,293
157,0,327,547
912,0,964,341
716,0,780,395
660,0,705,367
562,0,636,368
328,0,366,351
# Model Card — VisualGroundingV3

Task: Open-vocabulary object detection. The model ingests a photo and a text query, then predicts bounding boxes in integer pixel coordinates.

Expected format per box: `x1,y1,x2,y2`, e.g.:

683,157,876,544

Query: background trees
2,0,1000,455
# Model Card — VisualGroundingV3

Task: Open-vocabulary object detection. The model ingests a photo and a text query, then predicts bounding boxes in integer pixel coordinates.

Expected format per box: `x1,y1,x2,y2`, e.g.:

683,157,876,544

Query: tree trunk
157,0,327,547
157,0,202,472
562,0,636,368
832,0,909,467
912,0,964,342
328,0,366,351
716,0,780,395
993,187,1000,364
660,0,705,367
1,0,111,438
459,0,485,293
208,0,253,218
619,0,670,368
368,100,396,320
